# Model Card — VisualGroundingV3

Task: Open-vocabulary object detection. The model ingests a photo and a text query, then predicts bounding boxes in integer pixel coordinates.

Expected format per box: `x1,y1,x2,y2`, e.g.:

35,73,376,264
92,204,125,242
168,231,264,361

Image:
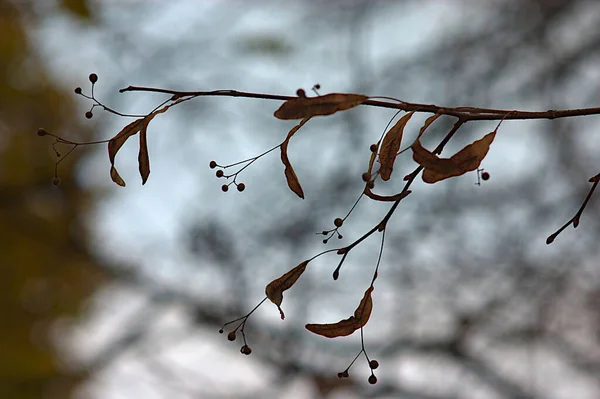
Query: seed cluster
337,358,380,384
210,160,246,193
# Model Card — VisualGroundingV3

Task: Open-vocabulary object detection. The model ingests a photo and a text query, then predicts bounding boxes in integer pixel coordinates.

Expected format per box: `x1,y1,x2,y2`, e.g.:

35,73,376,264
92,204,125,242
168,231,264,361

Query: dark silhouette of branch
546,173,600,243
119,85,600,121
41,73,600,388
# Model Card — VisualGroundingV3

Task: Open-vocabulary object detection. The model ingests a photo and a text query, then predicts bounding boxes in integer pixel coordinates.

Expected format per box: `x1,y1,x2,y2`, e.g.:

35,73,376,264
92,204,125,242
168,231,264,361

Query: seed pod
334,218,343,227
88,73,98,83
240,345,252,355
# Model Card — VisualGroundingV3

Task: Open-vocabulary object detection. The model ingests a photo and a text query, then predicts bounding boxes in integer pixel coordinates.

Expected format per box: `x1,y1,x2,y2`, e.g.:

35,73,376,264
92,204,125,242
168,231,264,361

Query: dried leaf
417,113,442,140
265,260,309,319
107,102,176,186
412,131,497,184
367,144,379,174
108,118,145,187
274,93,368,120
412,139,461,179
363,189,411,202
305,285,374,338
108,118,145,166
283,118,310,142
279,118,310,198
110,165,126,187
138,121,150,185
449,131,496,171
352,285,374,323
379,111,414,181
282,157,304,198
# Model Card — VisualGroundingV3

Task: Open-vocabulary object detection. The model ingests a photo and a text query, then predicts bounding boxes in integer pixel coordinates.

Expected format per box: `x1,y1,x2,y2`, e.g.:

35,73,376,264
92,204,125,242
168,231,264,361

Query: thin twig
546,174,600,244
333,120,465,275
119,85,600,121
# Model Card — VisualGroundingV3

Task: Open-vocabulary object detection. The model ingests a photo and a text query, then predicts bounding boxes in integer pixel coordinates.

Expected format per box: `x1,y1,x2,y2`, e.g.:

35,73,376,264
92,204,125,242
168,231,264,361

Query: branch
546,173,600,244
41,76,600,385
119,85,600,121
332,120,464,279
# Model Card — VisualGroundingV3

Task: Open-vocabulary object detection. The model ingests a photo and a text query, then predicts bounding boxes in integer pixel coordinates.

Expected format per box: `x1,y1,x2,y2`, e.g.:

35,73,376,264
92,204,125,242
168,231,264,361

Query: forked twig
546,173,600,244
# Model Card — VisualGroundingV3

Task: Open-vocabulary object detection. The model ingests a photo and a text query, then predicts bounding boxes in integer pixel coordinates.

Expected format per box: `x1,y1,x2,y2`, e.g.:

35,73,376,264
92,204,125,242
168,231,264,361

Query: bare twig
546,173,600,244
119,85,600,121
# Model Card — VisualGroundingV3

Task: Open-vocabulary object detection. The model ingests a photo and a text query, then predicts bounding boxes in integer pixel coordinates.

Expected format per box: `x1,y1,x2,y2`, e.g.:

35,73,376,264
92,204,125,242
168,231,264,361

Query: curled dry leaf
265,260,309,320
107,101,180,186
305,285,374,338
110,165,126,187
417,113,442,141
281,146,304,198
108,118,145,186
274,93,368,120
364,188,412,202
412,130,497,184
367,143,379,174
138,122,150,184
280,118,311,198
379,111,414,181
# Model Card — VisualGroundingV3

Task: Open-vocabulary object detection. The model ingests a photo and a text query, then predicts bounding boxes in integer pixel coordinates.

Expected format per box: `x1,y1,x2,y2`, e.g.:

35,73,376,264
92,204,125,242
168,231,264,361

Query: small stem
119,85,600,121
547,176,600,244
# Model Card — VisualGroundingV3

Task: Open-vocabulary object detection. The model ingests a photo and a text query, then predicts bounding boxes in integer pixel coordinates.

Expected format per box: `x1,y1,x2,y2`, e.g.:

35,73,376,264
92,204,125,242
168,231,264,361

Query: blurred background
2,0,600,398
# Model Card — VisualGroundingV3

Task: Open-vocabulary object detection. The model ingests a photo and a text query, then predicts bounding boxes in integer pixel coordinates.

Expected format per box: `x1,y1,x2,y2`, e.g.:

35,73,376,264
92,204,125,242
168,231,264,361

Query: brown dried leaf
379,111,414,181
108,118,145,187
449,131,496,171
412,131,497,184
352,285,374,322
265,260,309,319
283,158,304,198
138,121,150,185
367,144,379,174
108,118,145,166
110,165,126,187
417,113,442,140
412,139,461,182
363,188,411,202
106,102,177,186
274,93,368,120
280,118,310,198
305,285,374,338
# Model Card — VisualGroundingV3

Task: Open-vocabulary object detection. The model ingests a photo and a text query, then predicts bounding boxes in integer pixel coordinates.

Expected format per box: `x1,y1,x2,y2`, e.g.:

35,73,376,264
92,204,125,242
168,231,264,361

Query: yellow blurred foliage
0,1,105,398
